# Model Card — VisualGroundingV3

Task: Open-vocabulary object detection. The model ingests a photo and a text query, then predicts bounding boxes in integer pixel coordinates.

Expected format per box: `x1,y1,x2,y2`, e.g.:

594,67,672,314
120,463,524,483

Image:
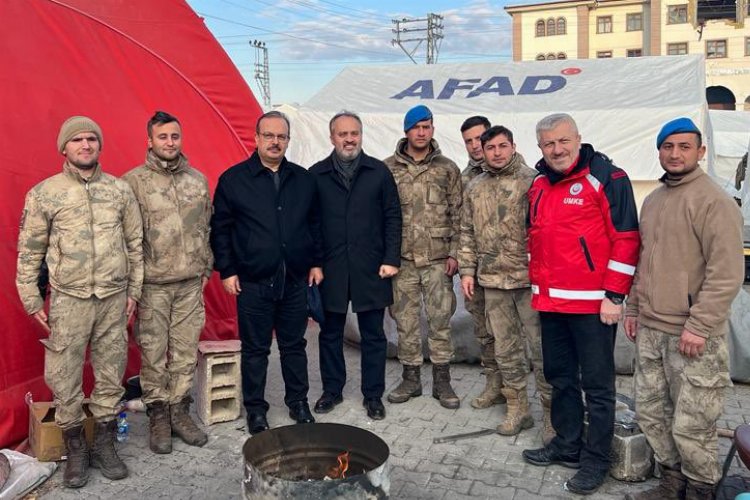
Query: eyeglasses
259,133,290,143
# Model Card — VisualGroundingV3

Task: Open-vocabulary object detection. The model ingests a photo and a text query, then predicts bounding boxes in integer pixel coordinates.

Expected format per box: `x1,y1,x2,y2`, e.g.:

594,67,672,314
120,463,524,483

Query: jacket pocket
429,226,452,260
578,237,595,272
427,183,446,204
683,336,731,388
651,271,690,316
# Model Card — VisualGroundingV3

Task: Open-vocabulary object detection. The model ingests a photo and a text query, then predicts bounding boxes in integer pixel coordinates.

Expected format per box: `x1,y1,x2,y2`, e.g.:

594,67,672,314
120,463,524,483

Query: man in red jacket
521,113,640,495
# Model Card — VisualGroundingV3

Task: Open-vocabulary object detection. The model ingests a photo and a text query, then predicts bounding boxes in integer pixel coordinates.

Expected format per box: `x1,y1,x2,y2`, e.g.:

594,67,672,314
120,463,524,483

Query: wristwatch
604,291,625,305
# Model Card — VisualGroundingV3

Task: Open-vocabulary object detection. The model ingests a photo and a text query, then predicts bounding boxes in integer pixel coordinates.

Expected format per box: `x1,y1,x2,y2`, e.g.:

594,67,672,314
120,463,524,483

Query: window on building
706,39,727,58
667,42,689,55
745,37,750,56
626,13,643,31
557,17,567,35
627,49,643,57
668,4,688,24
597,50,613,58
536,53,547,60
597,16,613,33
547,18,557,36
536,19,546,37
557,52,567,59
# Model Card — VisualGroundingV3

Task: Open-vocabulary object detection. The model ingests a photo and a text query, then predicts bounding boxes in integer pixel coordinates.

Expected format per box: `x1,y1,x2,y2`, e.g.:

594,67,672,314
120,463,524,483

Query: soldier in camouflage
458,125,553,440
16,116,143,488
384,105,462,409
624,118,744,500
458,115,506,410
123,111,213,455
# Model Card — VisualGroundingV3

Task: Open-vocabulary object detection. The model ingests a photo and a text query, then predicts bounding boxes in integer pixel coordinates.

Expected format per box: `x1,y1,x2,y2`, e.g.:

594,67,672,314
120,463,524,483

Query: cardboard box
29,401,95,462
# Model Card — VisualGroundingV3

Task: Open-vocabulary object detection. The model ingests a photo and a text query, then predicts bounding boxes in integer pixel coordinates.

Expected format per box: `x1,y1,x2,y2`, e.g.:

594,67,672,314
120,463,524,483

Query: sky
185,0,522,107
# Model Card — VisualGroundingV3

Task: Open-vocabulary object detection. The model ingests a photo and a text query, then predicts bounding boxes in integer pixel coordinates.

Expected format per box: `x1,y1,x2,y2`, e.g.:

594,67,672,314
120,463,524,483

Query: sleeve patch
611,171,627,180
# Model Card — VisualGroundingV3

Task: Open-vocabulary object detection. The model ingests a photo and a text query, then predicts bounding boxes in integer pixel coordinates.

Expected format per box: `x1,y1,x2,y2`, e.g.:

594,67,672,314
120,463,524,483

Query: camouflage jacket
461,158,485,188
384,138,462,267
123,151,213,285
16,163,144,314
458,153,535,289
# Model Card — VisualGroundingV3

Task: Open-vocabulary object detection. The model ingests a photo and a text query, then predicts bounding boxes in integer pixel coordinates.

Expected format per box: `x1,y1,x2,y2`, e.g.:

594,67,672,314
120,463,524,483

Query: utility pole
251,40,271,108
391,13,444,64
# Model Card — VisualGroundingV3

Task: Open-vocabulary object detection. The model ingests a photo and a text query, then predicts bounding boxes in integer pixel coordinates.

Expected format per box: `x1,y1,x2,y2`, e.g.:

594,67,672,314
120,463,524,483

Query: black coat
310,151,402,313
210,152,322,282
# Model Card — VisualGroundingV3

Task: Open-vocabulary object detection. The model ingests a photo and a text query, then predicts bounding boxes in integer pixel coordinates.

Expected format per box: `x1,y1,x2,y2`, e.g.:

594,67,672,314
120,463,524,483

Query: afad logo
391,67,583,100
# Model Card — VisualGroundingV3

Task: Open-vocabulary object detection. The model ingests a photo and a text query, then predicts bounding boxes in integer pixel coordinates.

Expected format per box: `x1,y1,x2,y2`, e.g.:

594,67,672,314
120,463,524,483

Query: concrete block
195,340,241,425
610,428,654,482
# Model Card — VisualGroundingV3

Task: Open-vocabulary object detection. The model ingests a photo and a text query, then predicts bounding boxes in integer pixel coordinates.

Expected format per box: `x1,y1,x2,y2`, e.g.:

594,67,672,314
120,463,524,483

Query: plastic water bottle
116,411,129,443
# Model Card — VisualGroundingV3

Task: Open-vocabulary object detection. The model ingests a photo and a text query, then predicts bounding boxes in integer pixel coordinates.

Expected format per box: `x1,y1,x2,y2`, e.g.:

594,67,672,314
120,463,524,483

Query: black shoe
289,401,315,424
313,393,343,414
564,467,608,495
363,398,385,420
522,446,580,469
246,413,269,435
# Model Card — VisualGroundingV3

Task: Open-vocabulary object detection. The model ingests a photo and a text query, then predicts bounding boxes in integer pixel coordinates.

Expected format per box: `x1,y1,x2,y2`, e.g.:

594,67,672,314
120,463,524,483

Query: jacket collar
659,165,704,187
485,152,527,176
535,143,595,184
393,138,442,167
314,150,377,174
246,151,289,177
145,150,189,174
63,161,102,184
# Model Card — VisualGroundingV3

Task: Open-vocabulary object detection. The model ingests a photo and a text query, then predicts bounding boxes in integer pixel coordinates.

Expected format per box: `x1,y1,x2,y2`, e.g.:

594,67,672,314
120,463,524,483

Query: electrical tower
251,40,271,108
391,13,444,64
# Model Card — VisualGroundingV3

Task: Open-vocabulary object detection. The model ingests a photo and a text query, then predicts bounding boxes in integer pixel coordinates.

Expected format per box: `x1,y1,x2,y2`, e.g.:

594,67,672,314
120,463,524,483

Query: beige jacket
123,152,212,285
16,163,144,314
626,168,744,338
383,138,462,267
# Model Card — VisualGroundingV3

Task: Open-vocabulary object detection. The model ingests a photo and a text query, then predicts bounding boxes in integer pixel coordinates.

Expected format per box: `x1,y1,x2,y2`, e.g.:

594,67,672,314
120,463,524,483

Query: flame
327,451,350,479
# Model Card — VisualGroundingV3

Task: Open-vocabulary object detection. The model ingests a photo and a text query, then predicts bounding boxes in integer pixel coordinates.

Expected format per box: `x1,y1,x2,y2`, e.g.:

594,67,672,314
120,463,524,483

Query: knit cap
403,105,433,132
656,117,701,149
57,116,103,153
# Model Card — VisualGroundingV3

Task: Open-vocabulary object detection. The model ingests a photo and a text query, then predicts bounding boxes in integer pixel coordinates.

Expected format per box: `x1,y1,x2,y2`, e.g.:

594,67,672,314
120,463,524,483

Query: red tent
0,0,262,448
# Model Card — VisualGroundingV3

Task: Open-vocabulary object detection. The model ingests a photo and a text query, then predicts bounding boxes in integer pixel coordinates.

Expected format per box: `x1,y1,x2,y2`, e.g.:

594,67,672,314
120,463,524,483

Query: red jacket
527,144,640,314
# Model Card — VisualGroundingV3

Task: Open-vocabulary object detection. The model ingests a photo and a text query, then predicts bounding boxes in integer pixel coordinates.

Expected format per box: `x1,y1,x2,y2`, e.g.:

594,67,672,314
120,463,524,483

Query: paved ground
30,324,750,499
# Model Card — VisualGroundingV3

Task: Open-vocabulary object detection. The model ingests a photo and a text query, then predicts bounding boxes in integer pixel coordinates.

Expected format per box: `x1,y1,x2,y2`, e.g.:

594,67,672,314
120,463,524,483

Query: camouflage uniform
123,151,212,405
16,163,143,429
458,153,551,401
634,325,731,484
384,138,462,365
460,159,492,369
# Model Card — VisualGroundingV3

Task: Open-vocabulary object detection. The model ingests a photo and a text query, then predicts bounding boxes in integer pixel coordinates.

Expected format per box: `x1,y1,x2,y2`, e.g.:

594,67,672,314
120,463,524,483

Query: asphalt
28,323,750,499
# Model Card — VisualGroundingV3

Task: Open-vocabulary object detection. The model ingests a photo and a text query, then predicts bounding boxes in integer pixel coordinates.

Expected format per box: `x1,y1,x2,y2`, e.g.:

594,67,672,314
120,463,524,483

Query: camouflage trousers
136,277,205,405
635,325,732,485
391,259,456,365
43,289,127,429
484,288,551,402
464,283,494,369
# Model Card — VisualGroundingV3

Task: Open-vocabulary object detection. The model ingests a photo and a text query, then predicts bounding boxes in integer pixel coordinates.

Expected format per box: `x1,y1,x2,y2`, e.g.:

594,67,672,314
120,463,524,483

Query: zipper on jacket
532,191,543,220
578,236,595,272
85,180,95,288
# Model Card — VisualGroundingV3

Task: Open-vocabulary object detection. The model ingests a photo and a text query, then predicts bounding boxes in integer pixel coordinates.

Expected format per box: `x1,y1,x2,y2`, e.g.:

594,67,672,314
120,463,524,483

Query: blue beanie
656,117,701,149
404,105,433,132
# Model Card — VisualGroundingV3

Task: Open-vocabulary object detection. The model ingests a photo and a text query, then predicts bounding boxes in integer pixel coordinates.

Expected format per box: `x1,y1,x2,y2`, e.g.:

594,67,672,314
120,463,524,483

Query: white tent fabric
708,110,750,200
287,55,711,181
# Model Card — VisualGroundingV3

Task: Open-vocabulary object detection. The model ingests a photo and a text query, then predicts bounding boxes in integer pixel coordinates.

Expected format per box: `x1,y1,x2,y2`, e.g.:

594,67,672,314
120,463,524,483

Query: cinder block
195,340,242,425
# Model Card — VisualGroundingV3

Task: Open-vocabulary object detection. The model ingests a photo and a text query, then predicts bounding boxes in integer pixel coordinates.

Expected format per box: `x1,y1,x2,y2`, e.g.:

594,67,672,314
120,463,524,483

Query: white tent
708,109,750,195
287,55,711,195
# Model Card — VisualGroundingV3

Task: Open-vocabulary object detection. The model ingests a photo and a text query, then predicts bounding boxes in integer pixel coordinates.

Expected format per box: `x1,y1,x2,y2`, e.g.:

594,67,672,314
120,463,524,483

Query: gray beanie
57,116,103,153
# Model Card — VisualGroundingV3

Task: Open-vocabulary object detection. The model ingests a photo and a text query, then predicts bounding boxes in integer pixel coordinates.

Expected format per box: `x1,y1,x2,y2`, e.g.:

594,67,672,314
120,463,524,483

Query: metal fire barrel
242,423,390,499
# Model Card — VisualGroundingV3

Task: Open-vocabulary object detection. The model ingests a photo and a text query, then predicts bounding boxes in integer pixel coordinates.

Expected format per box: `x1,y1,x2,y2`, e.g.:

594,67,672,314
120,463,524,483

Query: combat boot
685,478,715,500
170,396,208,446
471,369,506,409
90,420,128,480
432,363,460,409
624,465,686,500
497,387,534,436
146,401,172,454
541,397,555,445
387,365,422,404
62,425,89,488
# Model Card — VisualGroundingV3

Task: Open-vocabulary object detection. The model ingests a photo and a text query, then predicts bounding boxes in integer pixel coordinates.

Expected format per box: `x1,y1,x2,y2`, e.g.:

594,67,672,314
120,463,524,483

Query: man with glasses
211,111,323,434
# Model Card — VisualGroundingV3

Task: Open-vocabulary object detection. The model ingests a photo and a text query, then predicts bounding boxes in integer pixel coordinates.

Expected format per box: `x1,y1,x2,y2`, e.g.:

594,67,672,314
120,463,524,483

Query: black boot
62,425,89,488
146,401,172,454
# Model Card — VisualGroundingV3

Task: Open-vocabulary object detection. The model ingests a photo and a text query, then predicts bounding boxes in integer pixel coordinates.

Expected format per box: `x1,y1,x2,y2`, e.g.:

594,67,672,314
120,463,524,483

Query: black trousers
237,277,309,414
540,312,616,471
318,308,386,399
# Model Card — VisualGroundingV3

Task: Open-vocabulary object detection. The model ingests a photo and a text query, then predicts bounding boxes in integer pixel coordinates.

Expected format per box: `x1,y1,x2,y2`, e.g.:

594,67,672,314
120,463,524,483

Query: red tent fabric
0,0,262,448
